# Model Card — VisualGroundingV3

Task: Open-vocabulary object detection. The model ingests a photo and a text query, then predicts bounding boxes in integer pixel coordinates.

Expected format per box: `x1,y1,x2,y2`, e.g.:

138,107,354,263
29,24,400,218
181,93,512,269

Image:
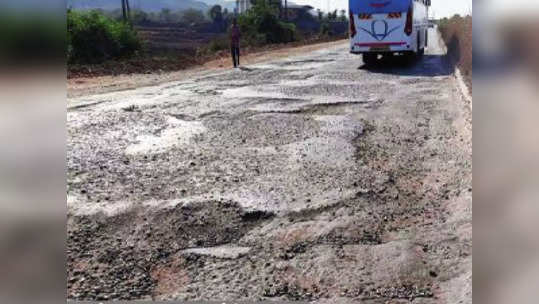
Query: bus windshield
349,0,412,14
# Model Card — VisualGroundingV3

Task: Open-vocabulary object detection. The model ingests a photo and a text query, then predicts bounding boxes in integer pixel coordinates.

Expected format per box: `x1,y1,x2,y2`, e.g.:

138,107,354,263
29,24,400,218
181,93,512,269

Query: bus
349,0,431,65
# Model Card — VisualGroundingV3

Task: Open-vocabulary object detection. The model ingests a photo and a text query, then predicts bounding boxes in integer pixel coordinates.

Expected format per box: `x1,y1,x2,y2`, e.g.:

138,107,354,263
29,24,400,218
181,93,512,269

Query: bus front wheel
417,32,425,58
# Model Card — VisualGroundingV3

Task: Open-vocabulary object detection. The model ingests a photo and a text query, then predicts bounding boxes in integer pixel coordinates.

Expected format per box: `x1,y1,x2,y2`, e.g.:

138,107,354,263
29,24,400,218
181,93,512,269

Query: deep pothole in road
67,200,275,301
166,113,197,121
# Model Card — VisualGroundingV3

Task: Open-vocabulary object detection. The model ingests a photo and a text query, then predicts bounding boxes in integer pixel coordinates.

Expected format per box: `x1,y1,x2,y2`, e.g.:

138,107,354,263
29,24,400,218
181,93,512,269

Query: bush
276,21,296,43
237,0,297,45
197,36,229,57
208,37,229,53
67,10,141,64
320,21,330,36
181,9,206,25
130,10,150,24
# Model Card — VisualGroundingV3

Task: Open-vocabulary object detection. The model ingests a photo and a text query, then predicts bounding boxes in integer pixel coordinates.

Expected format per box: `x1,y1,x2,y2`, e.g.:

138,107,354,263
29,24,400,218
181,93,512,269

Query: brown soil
68,36,346,79
67,39,348,98
67,35,471,302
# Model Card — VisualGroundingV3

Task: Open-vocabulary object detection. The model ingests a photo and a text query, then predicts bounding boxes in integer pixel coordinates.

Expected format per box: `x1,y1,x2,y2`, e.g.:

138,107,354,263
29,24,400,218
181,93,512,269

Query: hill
67,0,214,12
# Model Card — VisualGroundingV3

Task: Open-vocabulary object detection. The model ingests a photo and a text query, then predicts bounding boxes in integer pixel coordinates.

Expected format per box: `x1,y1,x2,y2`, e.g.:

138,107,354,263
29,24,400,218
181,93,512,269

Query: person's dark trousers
231,46,240,67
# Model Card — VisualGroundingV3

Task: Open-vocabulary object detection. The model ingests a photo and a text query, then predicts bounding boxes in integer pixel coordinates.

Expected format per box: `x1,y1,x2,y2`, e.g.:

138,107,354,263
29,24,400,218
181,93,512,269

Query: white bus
349,0,431,65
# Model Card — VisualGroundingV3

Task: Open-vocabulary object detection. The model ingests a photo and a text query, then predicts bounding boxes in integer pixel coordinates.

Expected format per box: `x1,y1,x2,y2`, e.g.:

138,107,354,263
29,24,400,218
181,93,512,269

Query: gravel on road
67,28,472,303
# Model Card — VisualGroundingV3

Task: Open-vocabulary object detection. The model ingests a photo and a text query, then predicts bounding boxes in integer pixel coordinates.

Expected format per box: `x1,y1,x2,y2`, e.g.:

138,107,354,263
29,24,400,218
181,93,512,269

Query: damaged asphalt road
67,29,472,303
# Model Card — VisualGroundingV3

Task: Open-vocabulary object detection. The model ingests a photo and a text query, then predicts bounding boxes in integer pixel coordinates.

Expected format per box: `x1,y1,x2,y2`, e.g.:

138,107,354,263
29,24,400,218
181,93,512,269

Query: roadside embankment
67,34,346,79
67,39,348,98
438,15,472,91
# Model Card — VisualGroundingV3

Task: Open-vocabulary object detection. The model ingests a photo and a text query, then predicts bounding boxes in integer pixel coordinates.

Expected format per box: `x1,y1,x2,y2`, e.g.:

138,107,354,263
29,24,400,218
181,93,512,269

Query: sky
290,0,473,18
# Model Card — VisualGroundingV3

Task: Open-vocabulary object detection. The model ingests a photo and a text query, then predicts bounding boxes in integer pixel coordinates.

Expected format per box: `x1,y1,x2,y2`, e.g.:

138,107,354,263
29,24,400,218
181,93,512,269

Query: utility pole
125,0,131,21
126,0,133,27
121,0,127,22
284,0,288,21
121,0,132,26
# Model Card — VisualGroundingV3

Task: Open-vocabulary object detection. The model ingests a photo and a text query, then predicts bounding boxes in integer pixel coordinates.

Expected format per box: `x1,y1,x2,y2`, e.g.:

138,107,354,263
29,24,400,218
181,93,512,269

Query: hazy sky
290,0,473,18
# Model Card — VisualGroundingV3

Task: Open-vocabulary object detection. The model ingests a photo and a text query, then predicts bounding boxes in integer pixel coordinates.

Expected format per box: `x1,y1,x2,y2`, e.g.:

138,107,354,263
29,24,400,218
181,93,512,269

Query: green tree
159,8,173,23
340,9,347,21
238,0,296,45
67,10,140,63
328,10,338,20
209,5,223,23
131,9,149,24
320,20,330,36
182,9,205,25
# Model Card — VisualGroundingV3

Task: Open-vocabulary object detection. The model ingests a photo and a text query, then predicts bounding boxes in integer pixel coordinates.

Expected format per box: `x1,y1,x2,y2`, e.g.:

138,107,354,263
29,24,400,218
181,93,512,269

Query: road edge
67,40,348,99
435,26,472,109
455,67,472,109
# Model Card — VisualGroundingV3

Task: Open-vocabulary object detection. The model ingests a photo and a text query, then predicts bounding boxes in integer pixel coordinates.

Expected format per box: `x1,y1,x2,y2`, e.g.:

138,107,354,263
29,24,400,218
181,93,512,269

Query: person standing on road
230,18,241,68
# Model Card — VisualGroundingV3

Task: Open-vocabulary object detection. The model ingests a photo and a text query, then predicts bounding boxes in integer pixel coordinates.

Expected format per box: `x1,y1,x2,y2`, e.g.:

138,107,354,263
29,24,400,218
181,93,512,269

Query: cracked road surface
67,29,471,303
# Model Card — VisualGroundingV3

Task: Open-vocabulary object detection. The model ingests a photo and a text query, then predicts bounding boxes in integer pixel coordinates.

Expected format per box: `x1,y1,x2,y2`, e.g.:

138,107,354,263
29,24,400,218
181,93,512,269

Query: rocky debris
67,32,471,303
66,200,274,301
122,104,139,112
365,285,434,301
279,242,307,260
67,217,157,301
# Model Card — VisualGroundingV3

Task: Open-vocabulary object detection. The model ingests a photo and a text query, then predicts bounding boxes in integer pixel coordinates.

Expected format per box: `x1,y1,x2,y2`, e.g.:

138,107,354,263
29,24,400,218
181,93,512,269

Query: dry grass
439,15,472,90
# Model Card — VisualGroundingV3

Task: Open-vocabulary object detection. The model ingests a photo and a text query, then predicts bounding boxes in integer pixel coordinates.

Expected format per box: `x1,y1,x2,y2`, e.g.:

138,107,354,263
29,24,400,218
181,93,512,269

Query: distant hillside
67,0,235,12
67,0,207,12
202,0,236,10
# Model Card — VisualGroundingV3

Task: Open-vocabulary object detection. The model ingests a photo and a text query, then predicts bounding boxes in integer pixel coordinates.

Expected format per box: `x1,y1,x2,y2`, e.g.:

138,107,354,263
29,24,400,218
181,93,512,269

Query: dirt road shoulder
67,40,348,99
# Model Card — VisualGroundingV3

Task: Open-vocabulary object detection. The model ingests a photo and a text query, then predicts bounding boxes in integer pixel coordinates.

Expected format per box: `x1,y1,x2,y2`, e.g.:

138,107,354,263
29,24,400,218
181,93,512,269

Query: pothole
302,101,370,115
252,97,307,105
167,113,196,121
67,199,275,300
